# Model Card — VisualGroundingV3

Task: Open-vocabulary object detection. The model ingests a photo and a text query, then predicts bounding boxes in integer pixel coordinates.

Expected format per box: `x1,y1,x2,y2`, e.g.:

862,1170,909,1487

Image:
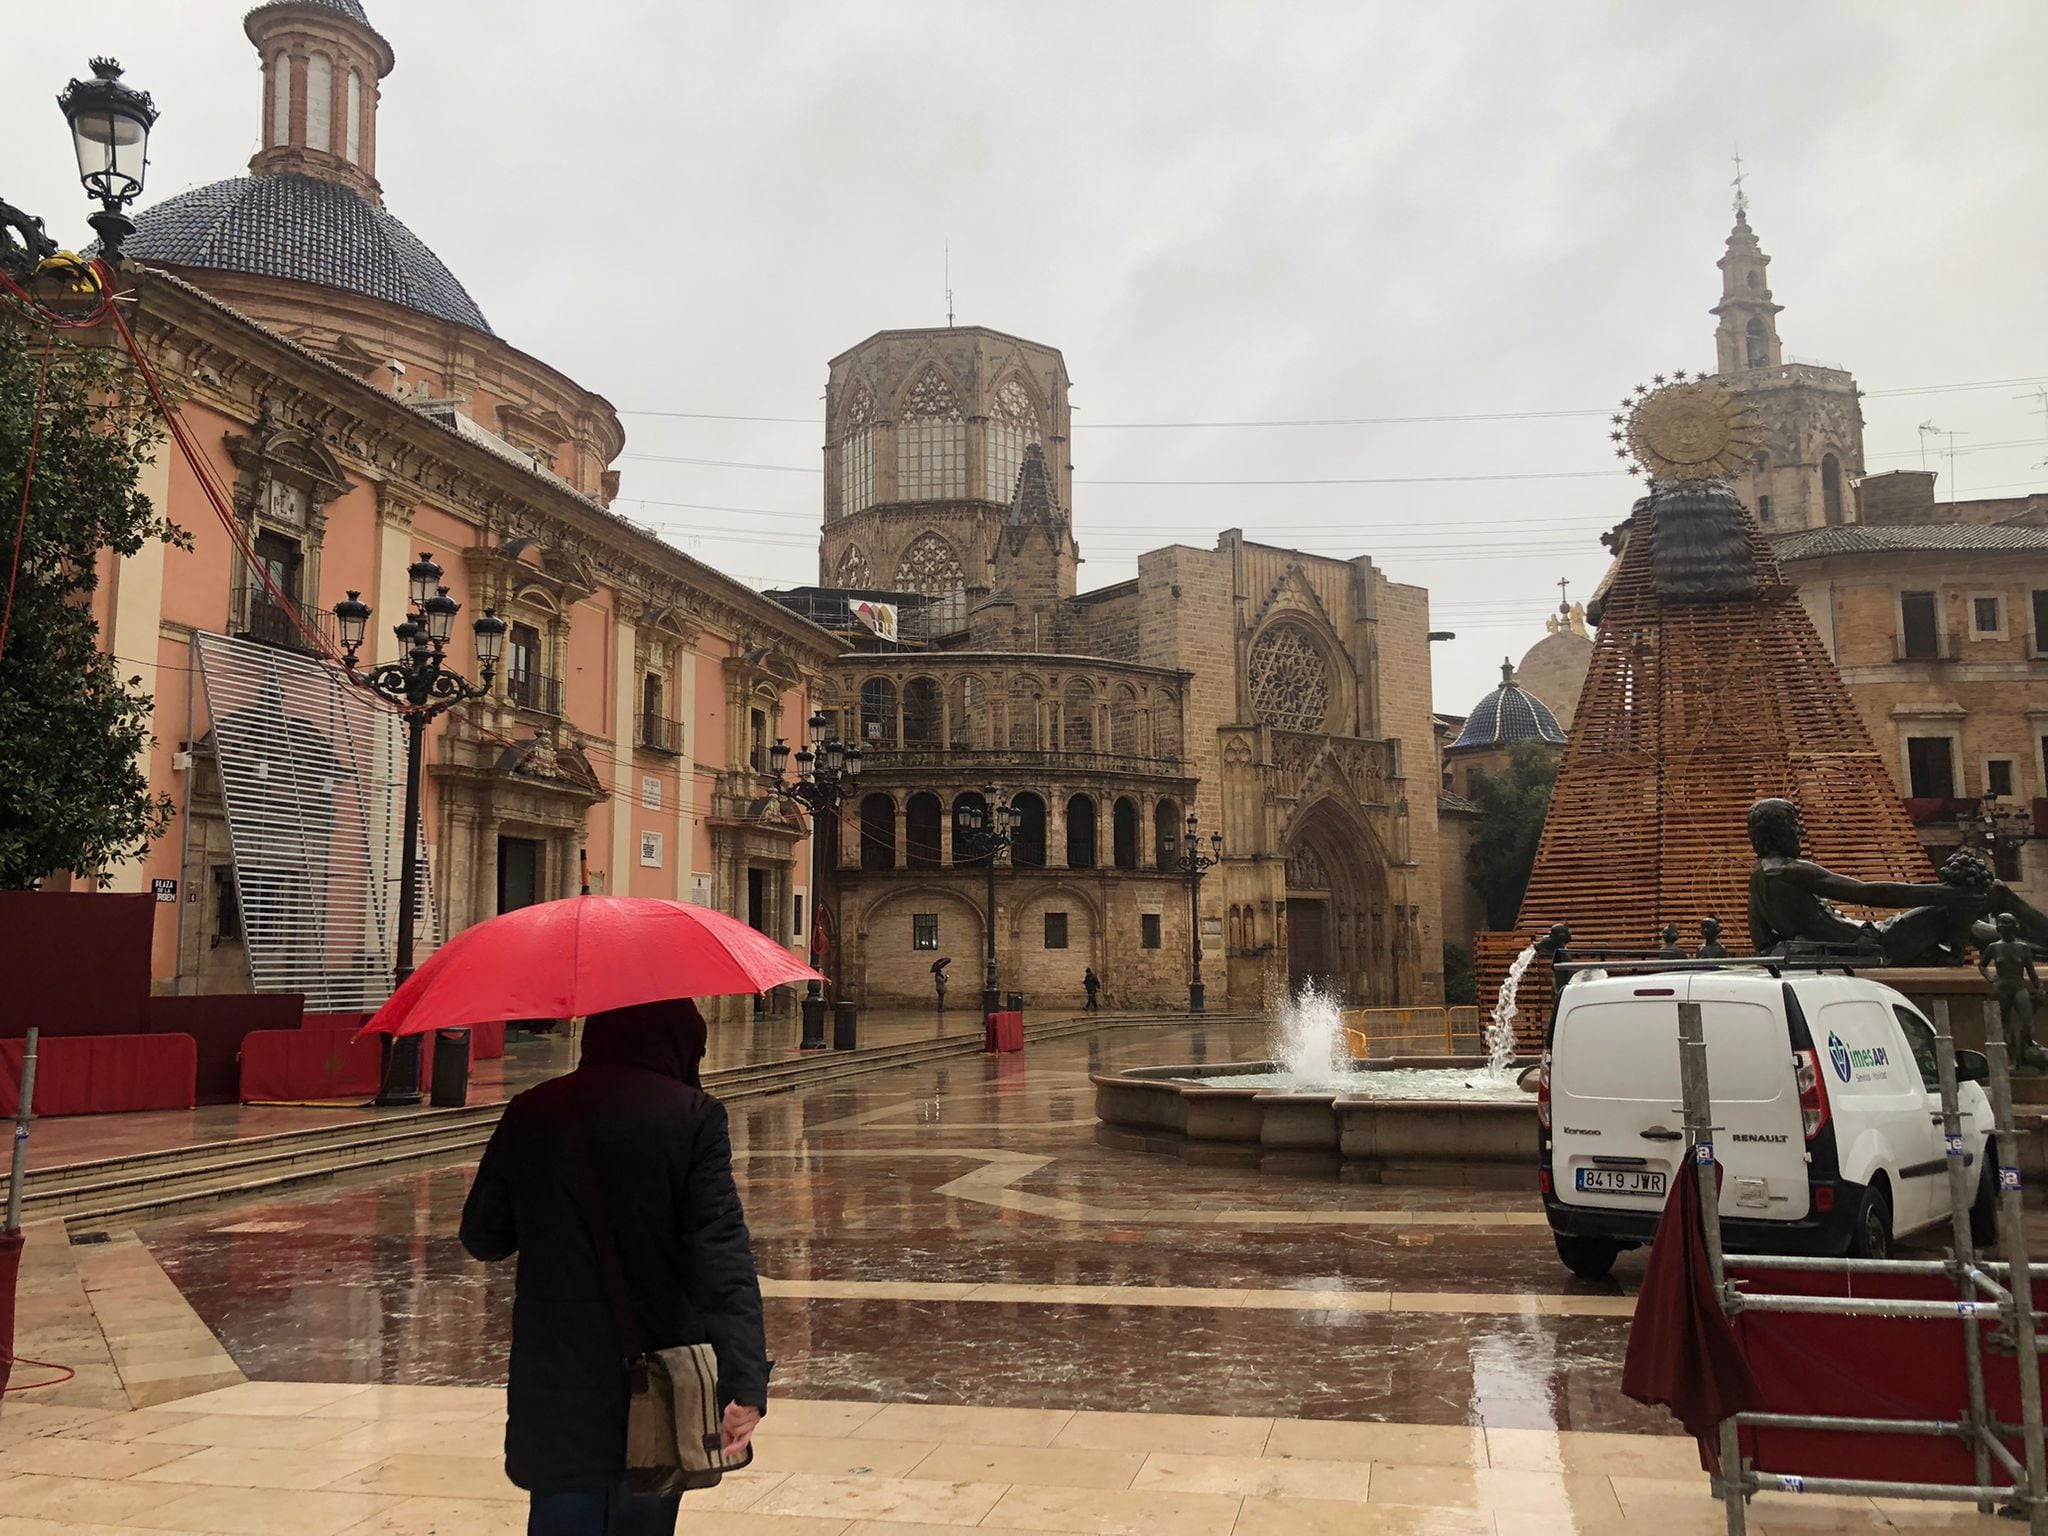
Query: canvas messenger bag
573,1128,752,1494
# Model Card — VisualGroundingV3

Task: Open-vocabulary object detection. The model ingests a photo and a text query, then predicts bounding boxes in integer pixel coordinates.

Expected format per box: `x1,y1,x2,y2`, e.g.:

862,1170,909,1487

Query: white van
1541,970,1997,1279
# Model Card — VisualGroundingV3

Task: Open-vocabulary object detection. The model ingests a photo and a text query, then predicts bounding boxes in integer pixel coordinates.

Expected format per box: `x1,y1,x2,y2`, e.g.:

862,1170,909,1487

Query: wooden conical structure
1478,486,1931,1041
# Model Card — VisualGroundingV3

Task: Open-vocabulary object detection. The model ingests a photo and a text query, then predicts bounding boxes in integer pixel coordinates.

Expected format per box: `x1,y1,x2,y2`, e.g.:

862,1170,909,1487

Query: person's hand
721,1402,762,1456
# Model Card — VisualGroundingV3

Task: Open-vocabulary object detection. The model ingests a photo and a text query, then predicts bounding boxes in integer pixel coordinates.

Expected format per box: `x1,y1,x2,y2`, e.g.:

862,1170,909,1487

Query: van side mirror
1954,1049,1991,1085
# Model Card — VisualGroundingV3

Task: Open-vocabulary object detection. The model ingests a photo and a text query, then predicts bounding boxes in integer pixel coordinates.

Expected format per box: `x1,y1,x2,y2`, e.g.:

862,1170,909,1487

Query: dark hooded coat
460,1000,770,1493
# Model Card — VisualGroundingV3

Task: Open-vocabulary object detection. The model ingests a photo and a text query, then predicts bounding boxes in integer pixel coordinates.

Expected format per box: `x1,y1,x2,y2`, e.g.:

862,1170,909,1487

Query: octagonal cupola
245,0,395,203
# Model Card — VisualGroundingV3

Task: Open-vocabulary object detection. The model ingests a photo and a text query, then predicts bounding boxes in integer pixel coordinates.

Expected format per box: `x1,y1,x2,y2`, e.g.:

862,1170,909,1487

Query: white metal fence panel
194,631,435,1011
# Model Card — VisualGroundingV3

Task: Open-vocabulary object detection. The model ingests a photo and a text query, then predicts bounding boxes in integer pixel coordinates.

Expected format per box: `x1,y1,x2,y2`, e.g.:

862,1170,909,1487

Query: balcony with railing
504,669,563,716
864,744,1186,777
232,585,336,656
639,712,684,756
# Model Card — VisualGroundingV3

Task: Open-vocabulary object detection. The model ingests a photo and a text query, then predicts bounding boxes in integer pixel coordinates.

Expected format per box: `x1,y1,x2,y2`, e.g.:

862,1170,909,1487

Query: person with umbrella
931,956,950,1015
359,895,819,1535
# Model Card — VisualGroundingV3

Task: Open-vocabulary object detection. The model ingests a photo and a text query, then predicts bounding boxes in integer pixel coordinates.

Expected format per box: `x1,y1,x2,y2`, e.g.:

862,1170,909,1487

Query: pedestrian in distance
931,956,950,1015
1083,966,1100,1013
461,998,770,1536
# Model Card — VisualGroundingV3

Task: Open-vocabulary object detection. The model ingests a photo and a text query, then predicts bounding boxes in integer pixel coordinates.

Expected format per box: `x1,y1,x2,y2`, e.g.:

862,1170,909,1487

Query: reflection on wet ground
140,1021,1672,1432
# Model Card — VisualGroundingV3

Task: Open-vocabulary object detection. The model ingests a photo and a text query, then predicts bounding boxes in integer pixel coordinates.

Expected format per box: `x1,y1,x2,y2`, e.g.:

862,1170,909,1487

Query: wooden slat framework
1479,496,1930,1046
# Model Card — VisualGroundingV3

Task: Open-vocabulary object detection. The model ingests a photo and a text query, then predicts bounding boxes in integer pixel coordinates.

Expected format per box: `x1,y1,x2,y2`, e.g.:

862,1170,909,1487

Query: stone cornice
126,267,838,666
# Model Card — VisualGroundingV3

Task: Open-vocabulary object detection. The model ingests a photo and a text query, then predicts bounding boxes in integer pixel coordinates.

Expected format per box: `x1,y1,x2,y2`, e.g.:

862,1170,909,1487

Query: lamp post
1172,812,1224,1015
3,57,157,285
335,554,506,1105
766,711,862,1050
955,786,1021,1017
1977,794,2032,883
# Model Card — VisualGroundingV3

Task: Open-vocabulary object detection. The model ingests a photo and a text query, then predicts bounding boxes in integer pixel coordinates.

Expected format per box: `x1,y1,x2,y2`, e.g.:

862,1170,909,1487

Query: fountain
1092,971,1542,1183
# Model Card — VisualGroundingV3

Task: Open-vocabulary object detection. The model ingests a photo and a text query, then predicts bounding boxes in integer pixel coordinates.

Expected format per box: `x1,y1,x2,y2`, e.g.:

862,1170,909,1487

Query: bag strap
568,1122,649,1364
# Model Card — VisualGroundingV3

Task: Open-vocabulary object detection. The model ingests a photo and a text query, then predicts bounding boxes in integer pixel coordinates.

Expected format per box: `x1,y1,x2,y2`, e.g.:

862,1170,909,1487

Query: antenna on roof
2015,386,2048,468
1730,145,1748,220
944,240,954,328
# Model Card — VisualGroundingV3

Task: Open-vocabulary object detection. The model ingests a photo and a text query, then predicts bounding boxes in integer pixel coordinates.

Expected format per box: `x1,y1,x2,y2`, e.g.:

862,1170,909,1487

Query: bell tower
244,0,394,204
1708,179,1867,532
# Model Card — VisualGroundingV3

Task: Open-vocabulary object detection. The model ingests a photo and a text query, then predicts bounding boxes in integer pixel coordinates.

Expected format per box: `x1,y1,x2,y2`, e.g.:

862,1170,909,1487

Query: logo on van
1827,1029,1888,1084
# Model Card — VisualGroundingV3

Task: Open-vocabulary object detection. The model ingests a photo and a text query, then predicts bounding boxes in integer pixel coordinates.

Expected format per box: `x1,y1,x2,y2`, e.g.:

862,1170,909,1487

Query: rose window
1249,623,1332,732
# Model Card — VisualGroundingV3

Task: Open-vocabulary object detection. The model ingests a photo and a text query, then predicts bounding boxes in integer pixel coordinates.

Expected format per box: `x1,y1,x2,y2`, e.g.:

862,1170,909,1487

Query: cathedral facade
786,328,1443,1011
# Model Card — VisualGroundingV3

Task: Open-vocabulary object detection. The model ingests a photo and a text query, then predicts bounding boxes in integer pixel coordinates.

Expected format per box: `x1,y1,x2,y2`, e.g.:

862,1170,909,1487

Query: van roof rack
1553,954,1884,978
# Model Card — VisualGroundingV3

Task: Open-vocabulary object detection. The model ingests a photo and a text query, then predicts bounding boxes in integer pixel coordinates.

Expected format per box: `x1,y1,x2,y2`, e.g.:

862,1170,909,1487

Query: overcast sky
10,2,2047,713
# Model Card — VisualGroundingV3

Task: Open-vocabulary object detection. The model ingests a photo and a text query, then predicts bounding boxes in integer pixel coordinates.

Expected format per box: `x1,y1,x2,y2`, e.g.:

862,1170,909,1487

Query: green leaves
1466,739,1561,932
0,319,180,888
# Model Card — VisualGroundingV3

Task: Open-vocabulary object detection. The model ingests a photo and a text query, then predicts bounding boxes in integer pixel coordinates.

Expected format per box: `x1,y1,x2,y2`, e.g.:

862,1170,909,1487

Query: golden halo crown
1607,373,1761,482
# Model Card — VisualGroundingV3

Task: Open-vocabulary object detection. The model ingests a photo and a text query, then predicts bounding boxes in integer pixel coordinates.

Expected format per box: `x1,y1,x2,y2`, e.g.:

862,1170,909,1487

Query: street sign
151,878,177,904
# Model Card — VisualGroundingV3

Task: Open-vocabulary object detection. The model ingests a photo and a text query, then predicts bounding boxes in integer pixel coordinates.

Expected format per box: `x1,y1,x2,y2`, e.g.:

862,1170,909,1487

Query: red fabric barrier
145,993,304,1107
0,1034,196,1116
983,1010,1024,1053
0,891,151,1038
239,1028,381,1102
467,1019,505,1060
1730,1263,2048,1488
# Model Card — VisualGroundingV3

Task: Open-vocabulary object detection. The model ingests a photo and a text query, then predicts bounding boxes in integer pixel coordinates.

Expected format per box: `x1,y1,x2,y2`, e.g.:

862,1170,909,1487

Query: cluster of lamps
766,712,864,1049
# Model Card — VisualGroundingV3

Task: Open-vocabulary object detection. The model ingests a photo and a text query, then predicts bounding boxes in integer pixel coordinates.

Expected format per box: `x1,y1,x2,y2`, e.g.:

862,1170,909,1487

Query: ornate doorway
1281,798,1392,1004
1288,896,1330,995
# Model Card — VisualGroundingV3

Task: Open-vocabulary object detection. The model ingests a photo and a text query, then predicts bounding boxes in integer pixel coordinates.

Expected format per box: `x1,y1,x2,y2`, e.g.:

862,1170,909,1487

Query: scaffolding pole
1677,995,2048,1532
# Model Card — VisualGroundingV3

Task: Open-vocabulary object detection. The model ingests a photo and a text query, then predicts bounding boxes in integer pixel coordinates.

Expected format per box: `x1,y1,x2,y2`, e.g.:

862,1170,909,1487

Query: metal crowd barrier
1340,1006,1486,1057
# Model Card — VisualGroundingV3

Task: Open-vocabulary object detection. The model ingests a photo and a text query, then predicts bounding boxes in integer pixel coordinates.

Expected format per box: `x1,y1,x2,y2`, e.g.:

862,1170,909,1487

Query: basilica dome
1449,660,1567,751
125,172,491,334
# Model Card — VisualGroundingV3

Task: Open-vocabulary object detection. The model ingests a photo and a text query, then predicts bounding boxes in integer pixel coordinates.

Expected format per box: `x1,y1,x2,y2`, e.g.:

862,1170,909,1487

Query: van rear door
1550,977,1809,1222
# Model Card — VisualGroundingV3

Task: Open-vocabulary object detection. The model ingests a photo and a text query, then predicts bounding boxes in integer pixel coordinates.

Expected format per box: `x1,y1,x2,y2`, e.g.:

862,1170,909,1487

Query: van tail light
1536,1052,1551,1130
1795,1049,1830,1141
1539,1168,1553,1195
1812,1184,1835,1213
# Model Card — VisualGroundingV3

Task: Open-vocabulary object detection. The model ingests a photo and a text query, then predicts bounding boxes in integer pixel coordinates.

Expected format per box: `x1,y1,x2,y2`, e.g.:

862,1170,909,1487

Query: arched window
859,677,897,747
1066,794,1098,869
1112,797,1139,870
895,533,967,633
305,53,333,153
1746,270,1760,290
948,674,985,748
1109,687,1142,757
1822,454,1845,525
1152,688,1182,759
985,376,1042,503
1008,678,1041,751
1062,679,1094,751
834,544,872,588
860,793,897,871
345,69,362,162
951,791,987,864
270,53,291,146
1154,799,1181,871
1229,906,1245,953
839,383,875,515
1248,623,1332,732
903,677,941,747
1011,792,1048,869
641,671,661,719
905,792,943,869
1745,316,1769,369
896,366,965,500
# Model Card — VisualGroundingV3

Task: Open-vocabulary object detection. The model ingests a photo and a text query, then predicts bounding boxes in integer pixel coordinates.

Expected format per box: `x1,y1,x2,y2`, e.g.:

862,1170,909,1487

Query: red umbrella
358,896,823,1038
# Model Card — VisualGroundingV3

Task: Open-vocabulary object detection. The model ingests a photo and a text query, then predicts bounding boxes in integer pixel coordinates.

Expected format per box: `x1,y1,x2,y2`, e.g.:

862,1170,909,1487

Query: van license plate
1576,1168,1667,1197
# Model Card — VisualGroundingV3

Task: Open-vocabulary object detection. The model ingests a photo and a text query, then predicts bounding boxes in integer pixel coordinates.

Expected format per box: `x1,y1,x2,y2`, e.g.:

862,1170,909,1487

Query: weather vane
1609,373,1761,482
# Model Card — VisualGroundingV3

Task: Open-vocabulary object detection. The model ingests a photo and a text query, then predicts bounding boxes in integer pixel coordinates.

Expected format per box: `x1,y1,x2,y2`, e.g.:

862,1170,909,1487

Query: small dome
125,173,492,334
1450,659,1567,750
247,0,372,23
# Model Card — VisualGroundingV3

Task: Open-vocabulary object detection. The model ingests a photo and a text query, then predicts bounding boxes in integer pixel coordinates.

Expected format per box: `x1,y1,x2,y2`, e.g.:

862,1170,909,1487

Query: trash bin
832,1002,859,1051
429,1028,471,1108
1006,992,1025,1012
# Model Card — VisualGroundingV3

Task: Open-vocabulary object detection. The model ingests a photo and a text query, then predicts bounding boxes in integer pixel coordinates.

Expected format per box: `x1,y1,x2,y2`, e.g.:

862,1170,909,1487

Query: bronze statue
1698,916,1730,960
1746,798,1979,964
1658,922,1685,959
1979,913,2046,1067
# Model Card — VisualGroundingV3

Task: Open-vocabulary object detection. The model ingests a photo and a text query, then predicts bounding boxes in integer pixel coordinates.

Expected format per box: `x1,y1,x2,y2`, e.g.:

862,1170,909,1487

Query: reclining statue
1746,797,2048,965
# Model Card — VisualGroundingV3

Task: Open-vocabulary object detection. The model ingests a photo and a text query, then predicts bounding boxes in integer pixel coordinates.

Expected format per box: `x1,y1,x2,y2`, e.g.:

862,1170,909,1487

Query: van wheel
1848,1183,1892,1259
1554,1233,1623,1280
1971,1158,1999,1248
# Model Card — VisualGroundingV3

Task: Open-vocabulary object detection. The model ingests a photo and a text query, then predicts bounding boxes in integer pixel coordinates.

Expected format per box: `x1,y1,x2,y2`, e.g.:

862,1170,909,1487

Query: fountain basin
1093,1057,1540,1185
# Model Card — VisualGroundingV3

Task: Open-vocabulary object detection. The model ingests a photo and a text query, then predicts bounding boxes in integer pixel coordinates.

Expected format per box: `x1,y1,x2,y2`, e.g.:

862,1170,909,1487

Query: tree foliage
1466,740,1561,931
1441,941,1477,1006
0,318,184,888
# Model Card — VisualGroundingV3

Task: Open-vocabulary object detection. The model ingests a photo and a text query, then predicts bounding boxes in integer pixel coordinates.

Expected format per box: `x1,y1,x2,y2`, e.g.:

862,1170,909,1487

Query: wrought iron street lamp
3,57,157,286
766,710,863,1050
335,555,506,1105
1172,812,1224,1015
955,786,1022,1017
1976,794,2032,883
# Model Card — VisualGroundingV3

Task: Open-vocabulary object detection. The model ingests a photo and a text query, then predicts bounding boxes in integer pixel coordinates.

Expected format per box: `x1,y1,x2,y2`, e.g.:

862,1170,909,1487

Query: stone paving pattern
2,1020,2029,1531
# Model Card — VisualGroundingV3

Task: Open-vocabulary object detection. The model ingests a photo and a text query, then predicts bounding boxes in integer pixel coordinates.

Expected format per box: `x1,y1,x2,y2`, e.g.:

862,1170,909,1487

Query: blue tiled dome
1450,661,1567,750
248,0,372,22
124,173,492,335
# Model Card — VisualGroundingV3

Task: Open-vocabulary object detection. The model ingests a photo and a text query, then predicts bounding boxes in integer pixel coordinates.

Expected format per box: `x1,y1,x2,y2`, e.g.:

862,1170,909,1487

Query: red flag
809,901,831,967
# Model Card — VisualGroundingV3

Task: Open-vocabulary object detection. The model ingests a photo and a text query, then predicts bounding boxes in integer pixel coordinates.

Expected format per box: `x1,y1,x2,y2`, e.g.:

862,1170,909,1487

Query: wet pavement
131,1021,1674,1434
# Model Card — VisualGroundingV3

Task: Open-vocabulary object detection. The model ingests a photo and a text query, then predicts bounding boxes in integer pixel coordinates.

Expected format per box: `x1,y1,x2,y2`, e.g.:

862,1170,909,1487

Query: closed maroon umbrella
358,896,821,1039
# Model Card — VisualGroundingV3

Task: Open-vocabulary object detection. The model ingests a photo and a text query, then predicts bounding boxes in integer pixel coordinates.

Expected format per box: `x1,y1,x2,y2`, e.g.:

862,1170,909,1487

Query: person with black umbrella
460,998,770,1535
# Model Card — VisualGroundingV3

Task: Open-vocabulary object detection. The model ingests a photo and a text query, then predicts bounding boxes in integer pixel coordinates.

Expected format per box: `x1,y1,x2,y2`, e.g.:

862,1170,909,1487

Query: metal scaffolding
1675,994,2048,1532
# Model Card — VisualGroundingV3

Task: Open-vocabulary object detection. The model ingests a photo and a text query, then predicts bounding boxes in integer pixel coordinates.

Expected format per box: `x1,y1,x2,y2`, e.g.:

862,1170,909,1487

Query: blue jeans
527,1485,681,1536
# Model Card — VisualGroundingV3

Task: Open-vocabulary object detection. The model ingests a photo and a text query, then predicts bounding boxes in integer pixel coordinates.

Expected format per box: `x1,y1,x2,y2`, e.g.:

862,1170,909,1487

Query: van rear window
1557,999,1787,1102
